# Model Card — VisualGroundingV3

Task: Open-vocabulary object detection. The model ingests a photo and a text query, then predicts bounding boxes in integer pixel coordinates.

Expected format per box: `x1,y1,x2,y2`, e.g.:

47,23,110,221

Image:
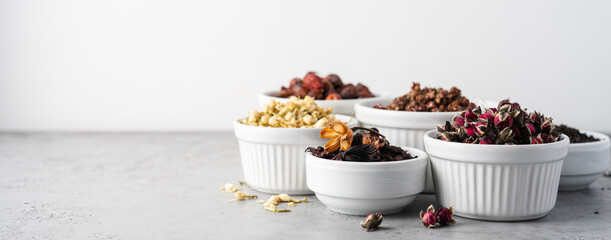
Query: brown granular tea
554,124,599,143
374,82,474,112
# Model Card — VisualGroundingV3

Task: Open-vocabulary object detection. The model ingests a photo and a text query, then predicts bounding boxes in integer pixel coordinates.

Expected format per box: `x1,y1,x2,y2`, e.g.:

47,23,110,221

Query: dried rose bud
498,127,514,143
465,108,477,122
452,116,465,129
494,111,513,129
479,137,493,144
436,206,456,226
361,213,383,232
531,134,544,144
541,119,553,134
439,132,457,142
420,204,438,228
479,112,494,122
465,124,477,137
525,122,536,136
475,122,487,136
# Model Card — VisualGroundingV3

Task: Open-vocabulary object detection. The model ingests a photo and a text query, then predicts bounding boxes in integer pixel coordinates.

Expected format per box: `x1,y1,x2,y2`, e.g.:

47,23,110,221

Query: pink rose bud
479,137,493,144
479,113,494,122
465,109,477,122
510,102,521,111
453,116,466,129
525,122,536,136
465,124,476,137
420,204,438,228
436,206,456,226
475,122,487,136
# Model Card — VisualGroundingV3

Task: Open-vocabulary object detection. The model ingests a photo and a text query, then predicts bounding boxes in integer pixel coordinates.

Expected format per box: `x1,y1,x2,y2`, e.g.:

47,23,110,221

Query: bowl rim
424,129,570,149
355,98,464,115
260,90,388,102
423,130,570,164
304,146,428,167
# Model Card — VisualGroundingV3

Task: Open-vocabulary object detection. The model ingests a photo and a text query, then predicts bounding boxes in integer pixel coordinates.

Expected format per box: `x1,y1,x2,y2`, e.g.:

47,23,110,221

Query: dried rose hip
275,72,374,100
323,74,344,89
339,84,358,99
302,72,324,90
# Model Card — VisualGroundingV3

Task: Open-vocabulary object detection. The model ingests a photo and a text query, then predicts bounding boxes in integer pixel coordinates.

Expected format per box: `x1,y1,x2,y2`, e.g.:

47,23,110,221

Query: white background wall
1,0,610,133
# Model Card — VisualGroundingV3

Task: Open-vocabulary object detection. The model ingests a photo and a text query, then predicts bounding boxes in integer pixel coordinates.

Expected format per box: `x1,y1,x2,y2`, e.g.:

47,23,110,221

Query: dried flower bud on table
360,213,383,232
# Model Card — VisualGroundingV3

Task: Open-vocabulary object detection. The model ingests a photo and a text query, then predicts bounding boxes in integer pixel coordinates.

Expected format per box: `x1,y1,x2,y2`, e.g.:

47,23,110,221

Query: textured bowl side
424,130,569,221
233,115,357,195
355,100,459,194
305,147,428,215
431,157,563,221
361,125,428,150
238,141,313,195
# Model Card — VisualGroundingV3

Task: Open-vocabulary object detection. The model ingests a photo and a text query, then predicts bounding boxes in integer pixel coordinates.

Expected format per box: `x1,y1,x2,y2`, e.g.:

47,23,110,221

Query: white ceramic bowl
354,98,461,193
559,130,611,191
305,147,428,215
423,130,569,221
259,91,388,116
234,114,357,195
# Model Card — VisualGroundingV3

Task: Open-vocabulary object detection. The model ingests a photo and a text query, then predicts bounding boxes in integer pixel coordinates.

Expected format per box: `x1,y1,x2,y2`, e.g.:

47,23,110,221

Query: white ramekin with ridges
354,98,460,193
234,115,357,195
423,130,569,221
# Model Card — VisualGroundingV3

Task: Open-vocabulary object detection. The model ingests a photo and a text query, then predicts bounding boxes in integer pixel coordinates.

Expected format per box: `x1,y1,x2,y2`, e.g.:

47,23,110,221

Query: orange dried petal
340,130,353,151
320,127,339,139
332,122,349,134
324,137,340,152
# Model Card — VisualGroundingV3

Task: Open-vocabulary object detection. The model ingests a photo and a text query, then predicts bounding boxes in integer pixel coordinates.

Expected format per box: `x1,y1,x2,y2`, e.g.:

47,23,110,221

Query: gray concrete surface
0,133,610,240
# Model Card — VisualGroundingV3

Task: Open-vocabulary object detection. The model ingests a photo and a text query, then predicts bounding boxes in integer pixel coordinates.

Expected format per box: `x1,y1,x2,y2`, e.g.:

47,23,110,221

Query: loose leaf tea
437,99,561,145
374,82,474,112
277,72,374,100
307,123,415,162
554,124,599,143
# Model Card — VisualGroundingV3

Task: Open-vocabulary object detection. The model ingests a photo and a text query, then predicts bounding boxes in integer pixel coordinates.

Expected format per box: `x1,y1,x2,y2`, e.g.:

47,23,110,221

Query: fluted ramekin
234,115,357,195
305,147,428,215
423,130,569,221
354,98,460,193
259,91,388,116
559,130,610,191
